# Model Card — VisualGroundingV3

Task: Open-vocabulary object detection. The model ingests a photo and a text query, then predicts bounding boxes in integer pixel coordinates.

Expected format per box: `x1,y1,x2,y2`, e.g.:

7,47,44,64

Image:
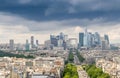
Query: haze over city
0,0,120,44
1,0,120,78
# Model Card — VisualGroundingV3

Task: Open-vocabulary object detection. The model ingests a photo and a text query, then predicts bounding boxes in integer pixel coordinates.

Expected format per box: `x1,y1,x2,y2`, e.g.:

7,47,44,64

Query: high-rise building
25,39,30,51
31,36,34,48
64,35,68,42
91,34,96,47
83,28,101,48
50,32,68,47
101,40,107,50
36,40,39,46
101,36,111,50
57,39,63,47
44,40,51,49
59,32,64,40
104,34,110,49
88,32,93,47
50,35,58,46
94,32,101,46
26,39,29,44
101,37,107,50
9,39,14,51
104,34,109,44
79,32,84,47
84,27,89,47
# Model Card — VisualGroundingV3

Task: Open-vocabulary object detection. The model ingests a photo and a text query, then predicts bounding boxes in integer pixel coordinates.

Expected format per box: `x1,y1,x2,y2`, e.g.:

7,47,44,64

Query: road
74,55,80,65
77,65,89,78
72,51,89,78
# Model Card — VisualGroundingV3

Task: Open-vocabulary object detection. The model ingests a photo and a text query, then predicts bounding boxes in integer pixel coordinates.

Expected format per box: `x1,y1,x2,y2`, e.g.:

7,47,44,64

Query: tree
63,63,78,78
68,51,74,63
76,50,85,62
83,65,110,78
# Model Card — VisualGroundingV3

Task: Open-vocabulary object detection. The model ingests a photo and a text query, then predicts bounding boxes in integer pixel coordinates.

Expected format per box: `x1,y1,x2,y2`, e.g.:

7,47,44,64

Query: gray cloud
0,12,119,32
0,0,120,23
0,0,120,43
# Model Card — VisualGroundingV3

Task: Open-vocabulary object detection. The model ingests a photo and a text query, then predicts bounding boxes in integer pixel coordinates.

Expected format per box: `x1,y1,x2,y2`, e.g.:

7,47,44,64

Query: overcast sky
0,0,120,44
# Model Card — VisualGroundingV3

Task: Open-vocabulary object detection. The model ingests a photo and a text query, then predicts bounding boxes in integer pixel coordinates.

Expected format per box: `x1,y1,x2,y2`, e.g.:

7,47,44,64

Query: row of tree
76,50,85,63
63,63,79,78
0,50,34,59
82,65,110,78
68,50,74,63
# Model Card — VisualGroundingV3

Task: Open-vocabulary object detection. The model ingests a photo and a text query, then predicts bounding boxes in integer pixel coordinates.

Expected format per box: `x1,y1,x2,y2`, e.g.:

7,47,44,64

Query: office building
84,27,89,47
79,32,84,47
9,39,14,51
25,39,30,51
104,34,110,49
57,39,63,47
36,40,39,46
50,35,58,46
88,32,93,47
101,40,107,50
101,37,109,50
59,32,64,40
104,34,109,45
94,32,101,46
64,35,68,42
50,32,68,47
31,36,34,48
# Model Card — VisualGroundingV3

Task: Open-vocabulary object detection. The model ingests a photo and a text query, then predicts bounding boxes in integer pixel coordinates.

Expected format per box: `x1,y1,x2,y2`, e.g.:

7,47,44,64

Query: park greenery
63,63,79,78
82,65,110,78
0,50,34,59
76,50,85,62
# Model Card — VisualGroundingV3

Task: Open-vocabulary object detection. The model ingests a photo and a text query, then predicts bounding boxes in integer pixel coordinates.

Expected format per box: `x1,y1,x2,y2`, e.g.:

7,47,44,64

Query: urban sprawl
0,28,120,78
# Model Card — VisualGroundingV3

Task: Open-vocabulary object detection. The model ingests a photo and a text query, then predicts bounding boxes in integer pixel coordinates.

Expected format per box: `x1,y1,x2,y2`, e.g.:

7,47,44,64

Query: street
73,51,89,78
74,55,80,65
77,65,89,78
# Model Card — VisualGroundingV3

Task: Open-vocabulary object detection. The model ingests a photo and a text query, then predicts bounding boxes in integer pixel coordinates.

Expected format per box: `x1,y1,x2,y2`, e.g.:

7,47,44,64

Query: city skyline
0,27,112,44
0,1,119,78
0,0,120,44
0,28,109,45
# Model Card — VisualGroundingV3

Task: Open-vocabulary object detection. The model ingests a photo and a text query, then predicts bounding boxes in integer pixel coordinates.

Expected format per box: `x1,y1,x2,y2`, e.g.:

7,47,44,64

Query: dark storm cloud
0,0,120,43
0,0,120,23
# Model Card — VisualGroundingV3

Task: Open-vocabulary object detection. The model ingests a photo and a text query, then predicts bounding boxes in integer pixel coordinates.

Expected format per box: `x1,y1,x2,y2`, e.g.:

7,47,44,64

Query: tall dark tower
31,36,34,48
25,39,30,51
79,33,84,47
36,40,39,46
9,39,14,51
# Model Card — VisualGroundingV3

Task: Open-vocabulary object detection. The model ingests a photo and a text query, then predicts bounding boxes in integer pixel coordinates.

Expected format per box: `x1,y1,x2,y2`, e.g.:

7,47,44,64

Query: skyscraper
104,34,109,44
64,35,68,42
91,34,96,47
9,39,14,51
101,40,107,50
88,32,93,47
57,39,63,47
104,34,110,49
79,32,84,47
26,39,29,44
50,32,68,47
94,32,101,46
31,36,34,48
59,32,64,40
101,37,108,50
25,39,30,51
36,40,39,46
50,35,58,46
84,27,89,47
